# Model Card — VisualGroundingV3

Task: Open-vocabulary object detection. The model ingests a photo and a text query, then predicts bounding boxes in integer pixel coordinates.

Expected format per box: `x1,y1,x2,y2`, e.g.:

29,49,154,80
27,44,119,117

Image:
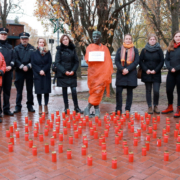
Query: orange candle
81,145,86,156
69,135,73,144
164,150,169,161
124,145,128,155
25,116,28,124
133,137,138,146
13,121,17,129
39,133,43,142
145,141,150,151
94,131,98,139
25,133,29,141
52,151,57,162
157,137,161,147
153,130,157,138
176,142,180,152
129,151,134,162
59,143,63,153
29,139,33,148
87,154,92,166
44,143,49,153
142,146,147,156
9,125,13,133
6,129,10,138
50,136,55,146
67,149,72,159
102,150,107,160
59,133,63,141
32,146,37,156
8,142,13,152
15,130,19,138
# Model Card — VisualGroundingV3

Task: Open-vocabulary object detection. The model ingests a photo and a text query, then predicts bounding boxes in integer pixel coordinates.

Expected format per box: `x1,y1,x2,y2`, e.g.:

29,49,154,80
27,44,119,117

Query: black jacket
14,43,36,70
0,40,15,68
140,48,164,83
165,46,180,71
55,43,79,87
115,47,139,87
31,50,52,94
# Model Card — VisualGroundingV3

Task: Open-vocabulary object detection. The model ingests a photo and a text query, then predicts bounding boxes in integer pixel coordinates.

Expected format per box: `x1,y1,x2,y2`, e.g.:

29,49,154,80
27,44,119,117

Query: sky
8,0,52,36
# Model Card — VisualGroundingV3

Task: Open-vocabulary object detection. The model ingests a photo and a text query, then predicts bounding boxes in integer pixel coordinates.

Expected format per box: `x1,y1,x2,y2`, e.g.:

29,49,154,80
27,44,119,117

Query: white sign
89,51,104,62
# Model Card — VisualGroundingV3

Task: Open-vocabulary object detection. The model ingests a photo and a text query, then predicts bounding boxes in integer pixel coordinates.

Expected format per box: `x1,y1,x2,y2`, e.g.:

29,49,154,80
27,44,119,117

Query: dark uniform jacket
14,43,36,70
0,40,15,69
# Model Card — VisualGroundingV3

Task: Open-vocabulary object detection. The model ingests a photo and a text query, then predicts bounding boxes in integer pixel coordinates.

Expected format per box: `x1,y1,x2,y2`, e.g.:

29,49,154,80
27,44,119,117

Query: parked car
81,60,88,67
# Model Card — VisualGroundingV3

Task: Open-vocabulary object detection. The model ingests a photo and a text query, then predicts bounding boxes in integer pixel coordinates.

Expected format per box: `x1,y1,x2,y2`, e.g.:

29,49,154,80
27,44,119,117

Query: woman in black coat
55,35,82,114
115,34,139,113
31,38,52,114
162,30,180,117
140,34,164,114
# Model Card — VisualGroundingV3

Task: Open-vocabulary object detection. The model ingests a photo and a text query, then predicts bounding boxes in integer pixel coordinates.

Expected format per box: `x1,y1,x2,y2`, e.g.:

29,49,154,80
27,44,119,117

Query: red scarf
174,43,180,48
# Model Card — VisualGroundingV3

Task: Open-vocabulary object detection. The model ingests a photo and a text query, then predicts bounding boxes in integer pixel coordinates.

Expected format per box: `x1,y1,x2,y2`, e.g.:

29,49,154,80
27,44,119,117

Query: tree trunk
171,0,179,36
75,41,82,78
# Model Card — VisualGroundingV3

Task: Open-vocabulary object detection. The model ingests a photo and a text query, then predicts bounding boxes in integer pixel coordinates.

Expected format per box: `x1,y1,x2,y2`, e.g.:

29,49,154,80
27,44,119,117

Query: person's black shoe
74,107,83,114
14,107,21,113
4,111,14,116
0,118,2,123
28,107,35,112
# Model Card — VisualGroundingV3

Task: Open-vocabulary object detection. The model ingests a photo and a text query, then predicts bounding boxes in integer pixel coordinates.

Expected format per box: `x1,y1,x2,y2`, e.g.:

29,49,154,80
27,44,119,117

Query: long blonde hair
37,37,49,51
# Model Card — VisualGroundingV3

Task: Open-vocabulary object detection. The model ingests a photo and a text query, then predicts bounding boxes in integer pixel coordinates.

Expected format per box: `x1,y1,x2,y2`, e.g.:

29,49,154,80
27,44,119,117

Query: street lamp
52,0,60,45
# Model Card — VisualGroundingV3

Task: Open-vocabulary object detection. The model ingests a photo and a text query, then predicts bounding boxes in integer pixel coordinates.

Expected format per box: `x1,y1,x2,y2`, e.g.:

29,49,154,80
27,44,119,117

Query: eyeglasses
0,34,7,36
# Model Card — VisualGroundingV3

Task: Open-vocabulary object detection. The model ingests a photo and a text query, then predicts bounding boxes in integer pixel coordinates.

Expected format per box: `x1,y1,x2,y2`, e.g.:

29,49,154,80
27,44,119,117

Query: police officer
0,28,15,116
14,32,35,113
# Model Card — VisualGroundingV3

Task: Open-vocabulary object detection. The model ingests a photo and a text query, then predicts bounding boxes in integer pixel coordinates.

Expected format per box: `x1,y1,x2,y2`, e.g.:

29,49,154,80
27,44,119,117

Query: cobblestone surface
0,79,179,180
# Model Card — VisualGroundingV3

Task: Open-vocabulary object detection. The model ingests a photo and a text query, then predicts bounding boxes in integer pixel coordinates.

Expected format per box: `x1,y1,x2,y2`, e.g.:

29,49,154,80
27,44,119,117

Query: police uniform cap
0,28,9,34
19,32,30,39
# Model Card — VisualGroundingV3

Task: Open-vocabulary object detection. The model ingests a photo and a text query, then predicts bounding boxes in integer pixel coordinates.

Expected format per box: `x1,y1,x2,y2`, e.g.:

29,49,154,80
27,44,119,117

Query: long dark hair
167,30,180,52
60,34,73,45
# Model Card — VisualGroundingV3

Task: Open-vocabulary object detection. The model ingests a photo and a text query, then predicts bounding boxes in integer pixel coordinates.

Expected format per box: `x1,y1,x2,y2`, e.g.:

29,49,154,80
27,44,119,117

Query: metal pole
56,20,60,46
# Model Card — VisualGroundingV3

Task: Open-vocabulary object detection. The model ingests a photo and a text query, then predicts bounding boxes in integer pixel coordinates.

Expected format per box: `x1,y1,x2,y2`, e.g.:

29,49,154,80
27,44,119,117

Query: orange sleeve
0,54,6,73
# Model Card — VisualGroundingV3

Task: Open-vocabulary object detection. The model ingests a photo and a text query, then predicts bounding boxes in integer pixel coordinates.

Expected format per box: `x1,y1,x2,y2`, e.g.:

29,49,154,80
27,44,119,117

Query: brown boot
154,106,160,114
148,106,153,114
39,105,42,115
44,105,48,114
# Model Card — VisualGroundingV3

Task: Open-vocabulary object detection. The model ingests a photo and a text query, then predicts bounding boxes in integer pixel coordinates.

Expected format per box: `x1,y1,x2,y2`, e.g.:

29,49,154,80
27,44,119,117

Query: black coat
115,47,139,87
0,40,15,68
31,50,52,94
14,43,36,70
55,43,79,87
140,48,164,83
165,46,180,72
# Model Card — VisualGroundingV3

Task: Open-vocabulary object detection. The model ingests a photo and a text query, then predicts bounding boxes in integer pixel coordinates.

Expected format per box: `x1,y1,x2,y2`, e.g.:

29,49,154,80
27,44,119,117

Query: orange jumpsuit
85,44,113,106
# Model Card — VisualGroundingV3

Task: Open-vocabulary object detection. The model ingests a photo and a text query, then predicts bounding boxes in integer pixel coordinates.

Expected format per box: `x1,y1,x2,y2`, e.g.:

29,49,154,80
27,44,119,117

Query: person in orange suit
84,31,113,117
0,52,6,122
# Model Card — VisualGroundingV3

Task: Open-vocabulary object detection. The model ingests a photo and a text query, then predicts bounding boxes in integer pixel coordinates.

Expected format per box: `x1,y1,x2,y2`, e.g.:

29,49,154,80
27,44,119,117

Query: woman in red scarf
162,31,180,117
115,34,139,113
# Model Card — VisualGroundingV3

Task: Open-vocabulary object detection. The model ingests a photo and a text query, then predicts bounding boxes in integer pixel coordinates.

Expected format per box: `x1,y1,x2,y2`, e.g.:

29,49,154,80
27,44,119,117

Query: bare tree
0,0,23,27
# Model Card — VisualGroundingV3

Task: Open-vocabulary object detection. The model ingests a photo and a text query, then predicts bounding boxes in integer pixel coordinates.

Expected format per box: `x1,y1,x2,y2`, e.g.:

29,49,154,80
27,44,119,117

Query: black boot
94,105,100,118
74,106,83,114
84,103,92,116
28,106,35,112
64,104,69,114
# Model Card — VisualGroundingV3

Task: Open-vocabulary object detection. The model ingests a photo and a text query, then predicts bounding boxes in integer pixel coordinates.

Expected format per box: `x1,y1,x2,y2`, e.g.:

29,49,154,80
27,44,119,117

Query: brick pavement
0,83,180,180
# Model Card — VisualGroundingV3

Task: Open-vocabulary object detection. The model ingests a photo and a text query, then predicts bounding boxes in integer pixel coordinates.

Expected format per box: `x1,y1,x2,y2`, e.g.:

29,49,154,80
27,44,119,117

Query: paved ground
0,75,180,180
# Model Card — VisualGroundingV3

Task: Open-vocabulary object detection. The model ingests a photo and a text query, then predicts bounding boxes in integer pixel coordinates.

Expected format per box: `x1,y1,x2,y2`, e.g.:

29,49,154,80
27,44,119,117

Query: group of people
0,27,179,123
115,31,180,118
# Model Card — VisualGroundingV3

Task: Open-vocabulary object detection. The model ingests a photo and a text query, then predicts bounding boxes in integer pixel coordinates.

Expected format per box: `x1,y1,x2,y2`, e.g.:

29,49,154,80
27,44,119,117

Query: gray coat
115,47,139,87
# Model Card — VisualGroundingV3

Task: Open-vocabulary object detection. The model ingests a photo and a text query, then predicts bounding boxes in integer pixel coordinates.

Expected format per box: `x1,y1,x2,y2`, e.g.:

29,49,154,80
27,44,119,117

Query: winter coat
139,48,164,83
0,40,15,69
0,52,6,86
14,43,36,71
55,43,79,87
31,50,52,94
165,46,180,71
115,47,139,87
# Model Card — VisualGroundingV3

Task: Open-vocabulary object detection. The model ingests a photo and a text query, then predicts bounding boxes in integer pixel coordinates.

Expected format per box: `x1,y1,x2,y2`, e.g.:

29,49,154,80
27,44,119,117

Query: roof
8,36,20,39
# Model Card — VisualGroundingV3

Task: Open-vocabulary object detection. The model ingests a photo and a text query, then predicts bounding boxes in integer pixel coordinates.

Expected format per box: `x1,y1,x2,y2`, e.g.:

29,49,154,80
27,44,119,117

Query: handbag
137,66,142,79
